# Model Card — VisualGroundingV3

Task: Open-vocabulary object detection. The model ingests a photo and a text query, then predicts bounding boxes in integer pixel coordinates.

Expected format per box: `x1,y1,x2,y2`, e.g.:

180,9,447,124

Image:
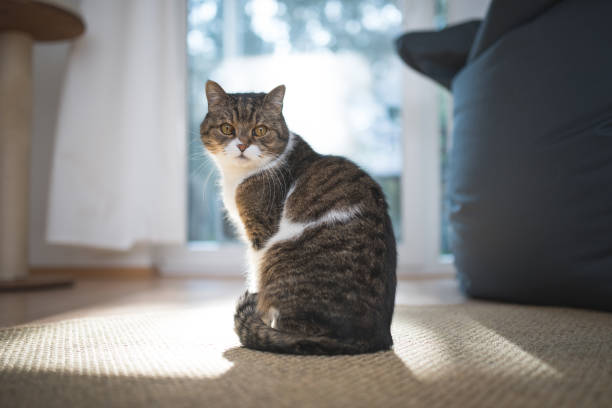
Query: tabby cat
200,80,397,355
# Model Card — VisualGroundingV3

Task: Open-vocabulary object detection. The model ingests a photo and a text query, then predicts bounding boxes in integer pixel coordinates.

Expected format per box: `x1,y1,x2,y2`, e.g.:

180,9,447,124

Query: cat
200,80,397,355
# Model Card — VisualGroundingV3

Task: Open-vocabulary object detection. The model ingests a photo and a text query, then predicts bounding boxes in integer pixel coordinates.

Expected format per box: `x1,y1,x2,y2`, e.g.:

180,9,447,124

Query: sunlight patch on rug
392,307,563,382
1,305,237,379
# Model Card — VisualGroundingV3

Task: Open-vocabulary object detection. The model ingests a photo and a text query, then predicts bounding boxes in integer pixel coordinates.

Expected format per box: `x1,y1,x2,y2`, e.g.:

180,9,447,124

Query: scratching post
0,0,84,288
0,31,32,281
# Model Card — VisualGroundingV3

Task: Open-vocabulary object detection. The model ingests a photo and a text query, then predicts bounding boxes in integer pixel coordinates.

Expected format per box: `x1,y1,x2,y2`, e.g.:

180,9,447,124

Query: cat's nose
237,143,249,152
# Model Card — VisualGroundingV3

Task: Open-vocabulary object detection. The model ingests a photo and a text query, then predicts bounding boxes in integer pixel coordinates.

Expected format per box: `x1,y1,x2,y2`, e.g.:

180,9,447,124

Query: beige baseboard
29,267,453,281
30,266,158,279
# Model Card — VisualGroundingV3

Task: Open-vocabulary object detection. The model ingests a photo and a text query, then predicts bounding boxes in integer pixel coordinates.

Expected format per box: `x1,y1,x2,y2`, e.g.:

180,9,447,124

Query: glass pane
187,0,404,243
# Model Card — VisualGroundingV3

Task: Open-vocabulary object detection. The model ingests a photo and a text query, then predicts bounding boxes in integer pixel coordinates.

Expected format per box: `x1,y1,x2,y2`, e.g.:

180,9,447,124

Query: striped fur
201,81,397,355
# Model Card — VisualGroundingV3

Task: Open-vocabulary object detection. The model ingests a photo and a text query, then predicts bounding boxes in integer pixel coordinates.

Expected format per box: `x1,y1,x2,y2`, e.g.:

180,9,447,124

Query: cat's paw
235,291,258,313
234,291,260,336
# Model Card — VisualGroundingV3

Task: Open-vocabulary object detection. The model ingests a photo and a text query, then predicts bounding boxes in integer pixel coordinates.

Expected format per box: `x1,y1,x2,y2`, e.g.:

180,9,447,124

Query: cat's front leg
235,177,284,249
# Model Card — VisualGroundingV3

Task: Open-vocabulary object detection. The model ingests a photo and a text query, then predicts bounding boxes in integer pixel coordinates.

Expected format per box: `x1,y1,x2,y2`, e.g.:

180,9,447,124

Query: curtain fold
47,0,186,250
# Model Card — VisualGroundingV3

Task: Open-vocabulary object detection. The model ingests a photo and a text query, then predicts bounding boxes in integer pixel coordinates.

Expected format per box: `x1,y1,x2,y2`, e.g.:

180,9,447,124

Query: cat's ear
205,80,228,110
263,85,286,114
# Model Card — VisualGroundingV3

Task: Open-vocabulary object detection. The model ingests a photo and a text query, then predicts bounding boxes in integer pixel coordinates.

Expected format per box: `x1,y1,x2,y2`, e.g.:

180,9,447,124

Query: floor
0,277,465,327
3,276,612,407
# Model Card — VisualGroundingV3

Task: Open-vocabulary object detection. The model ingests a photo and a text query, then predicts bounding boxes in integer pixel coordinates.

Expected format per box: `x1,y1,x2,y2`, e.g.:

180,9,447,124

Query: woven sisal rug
1,301,611,407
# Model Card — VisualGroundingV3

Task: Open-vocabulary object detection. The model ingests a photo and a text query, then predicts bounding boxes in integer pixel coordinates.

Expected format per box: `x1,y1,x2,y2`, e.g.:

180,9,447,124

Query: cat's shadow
214,346,419,405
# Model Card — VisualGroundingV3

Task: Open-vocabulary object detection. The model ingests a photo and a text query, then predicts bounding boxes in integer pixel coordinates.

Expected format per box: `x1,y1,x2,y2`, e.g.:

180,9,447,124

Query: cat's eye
220,123,234,135
253,126,267,137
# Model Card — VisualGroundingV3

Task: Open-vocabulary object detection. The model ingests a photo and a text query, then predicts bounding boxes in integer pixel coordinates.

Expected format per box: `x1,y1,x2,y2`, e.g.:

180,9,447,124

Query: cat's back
259,146,397,350
285,149,389,225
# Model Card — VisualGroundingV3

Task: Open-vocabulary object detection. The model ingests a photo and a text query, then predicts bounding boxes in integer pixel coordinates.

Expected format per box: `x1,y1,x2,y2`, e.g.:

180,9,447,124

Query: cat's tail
234,291,376,355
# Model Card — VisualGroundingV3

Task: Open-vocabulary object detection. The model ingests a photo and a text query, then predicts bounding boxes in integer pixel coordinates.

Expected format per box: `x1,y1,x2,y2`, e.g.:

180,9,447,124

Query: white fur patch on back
247,204,361,292
266,205,361,249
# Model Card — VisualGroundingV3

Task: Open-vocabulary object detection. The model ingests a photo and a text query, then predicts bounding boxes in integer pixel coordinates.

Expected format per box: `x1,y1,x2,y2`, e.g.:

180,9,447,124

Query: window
164,0,467,276
187,0,404,243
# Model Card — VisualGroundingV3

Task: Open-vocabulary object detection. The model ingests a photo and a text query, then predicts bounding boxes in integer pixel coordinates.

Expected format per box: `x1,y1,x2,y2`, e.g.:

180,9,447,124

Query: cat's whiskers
190,154,213,177
190,152,209,164
188,136,214,164
187,135,222,202
201,166,218,196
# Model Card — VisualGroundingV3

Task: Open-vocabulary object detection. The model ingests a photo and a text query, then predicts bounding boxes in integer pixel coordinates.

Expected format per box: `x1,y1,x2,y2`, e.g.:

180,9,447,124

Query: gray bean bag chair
396,0,612,311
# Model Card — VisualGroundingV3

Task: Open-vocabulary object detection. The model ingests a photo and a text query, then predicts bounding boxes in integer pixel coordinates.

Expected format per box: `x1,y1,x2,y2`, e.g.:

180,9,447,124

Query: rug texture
1,302,611,408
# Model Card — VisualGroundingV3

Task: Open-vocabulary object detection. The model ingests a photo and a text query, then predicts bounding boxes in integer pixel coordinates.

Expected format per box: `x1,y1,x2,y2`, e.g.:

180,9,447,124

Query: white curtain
47,0,186,250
